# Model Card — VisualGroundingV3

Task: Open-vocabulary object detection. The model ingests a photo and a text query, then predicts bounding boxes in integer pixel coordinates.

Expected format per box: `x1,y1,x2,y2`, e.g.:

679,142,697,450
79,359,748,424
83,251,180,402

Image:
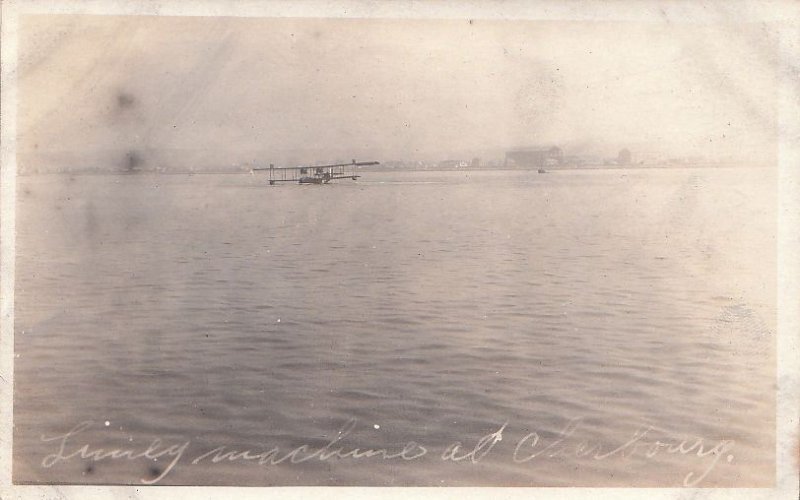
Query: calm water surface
14,167,776,486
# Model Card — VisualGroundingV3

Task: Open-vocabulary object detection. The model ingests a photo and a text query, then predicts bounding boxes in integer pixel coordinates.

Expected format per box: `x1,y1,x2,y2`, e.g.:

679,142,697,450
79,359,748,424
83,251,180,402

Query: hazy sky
19,15,778,169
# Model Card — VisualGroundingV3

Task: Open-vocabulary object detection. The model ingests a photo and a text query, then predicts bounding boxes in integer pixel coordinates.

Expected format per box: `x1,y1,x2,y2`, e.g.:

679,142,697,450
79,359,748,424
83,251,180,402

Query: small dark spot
85,464,94,474
125,151,143,172
149,466,162,478
117,92,136,109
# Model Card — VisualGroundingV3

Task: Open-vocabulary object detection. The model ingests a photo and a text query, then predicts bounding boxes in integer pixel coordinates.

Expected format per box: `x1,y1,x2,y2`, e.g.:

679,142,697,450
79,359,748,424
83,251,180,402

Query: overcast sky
19,15,778,169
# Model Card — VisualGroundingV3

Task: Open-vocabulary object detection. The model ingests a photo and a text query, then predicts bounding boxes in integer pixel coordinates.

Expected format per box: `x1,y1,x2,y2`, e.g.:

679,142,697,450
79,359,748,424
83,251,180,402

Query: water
13,167,776,486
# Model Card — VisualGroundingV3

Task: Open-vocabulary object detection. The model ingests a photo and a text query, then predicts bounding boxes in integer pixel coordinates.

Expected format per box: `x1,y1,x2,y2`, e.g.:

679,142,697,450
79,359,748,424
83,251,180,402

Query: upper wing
252,160,379,171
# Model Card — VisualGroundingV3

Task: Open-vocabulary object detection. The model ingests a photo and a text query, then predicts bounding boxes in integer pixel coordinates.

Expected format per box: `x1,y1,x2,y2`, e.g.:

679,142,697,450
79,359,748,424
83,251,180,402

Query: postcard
1,1,797,499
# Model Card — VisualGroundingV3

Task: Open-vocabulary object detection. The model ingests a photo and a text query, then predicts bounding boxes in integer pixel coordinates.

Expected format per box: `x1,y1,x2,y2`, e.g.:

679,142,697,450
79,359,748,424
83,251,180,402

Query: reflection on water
14,167,775,486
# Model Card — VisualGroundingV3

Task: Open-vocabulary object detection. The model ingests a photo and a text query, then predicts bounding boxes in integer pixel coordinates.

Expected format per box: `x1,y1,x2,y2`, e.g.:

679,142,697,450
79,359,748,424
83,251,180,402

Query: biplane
252,160,379,185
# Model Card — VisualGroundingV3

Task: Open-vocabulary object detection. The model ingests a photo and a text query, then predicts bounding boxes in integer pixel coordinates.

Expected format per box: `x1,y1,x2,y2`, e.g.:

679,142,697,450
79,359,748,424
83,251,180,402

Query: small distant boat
538,168,547,174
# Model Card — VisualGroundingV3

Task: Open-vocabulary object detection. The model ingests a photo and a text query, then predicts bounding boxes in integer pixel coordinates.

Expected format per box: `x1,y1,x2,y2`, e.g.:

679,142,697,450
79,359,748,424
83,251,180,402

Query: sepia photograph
1,1,798,497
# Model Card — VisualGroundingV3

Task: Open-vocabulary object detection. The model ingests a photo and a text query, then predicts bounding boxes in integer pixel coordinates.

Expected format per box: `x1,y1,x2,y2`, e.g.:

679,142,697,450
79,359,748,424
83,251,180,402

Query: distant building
438,160,469,168
505,147,563,168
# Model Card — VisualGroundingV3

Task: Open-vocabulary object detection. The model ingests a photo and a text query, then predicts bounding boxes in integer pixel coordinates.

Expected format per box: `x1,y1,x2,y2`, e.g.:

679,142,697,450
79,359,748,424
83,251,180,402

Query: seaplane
252,160,379,185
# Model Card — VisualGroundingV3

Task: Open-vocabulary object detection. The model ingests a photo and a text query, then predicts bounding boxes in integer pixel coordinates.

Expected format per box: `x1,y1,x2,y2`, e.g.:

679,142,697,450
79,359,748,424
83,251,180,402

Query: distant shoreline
17,163,773,176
